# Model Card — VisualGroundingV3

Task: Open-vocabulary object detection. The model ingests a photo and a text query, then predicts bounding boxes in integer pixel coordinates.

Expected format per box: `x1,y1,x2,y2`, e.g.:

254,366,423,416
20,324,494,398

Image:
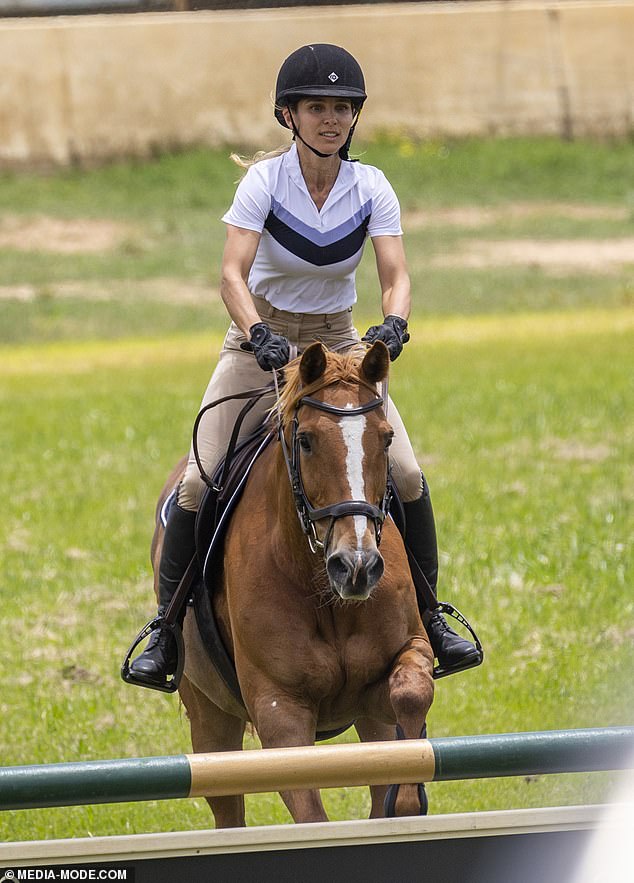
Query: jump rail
2,727,633,811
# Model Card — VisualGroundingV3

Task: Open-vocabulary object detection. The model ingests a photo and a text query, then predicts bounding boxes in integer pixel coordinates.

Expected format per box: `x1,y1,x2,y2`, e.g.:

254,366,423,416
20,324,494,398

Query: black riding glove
362,315,410,361
240,322,291,371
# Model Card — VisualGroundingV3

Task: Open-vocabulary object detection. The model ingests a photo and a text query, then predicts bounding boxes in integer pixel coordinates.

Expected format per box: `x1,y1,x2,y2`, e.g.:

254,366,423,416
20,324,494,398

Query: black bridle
279,391,393,556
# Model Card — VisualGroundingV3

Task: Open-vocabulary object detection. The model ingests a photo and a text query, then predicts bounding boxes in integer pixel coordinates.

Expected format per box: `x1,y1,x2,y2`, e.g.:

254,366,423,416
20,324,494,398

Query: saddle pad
197,423,274,570
192,425,274,702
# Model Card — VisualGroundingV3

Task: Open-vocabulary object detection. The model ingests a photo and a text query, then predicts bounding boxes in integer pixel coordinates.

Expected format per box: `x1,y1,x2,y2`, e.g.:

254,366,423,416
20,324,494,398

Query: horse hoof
384,782,428,817
418,782,429,815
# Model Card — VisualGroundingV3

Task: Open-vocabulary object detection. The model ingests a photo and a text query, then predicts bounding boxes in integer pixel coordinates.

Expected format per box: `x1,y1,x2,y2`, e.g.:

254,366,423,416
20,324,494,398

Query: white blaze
340,407,368,549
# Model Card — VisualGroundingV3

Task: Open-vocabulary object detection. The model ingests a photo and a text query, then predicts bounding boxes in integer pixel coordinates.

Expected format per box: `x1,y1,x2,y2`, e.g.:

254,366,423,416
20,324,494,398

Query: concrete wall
1,1,633,168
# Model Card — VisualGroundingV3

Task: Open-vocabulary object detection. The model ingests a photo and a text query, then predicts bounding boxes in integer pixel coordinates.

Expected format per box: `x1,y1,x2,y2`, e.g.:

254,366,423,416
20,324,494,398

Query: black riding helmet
274,44,367,160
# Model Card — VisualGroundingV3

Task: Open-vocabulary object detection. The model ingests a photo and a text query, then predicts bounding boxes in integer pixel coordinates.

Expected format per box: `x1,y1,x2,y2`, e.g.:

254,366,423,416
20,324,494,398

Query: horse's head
279,341,393,601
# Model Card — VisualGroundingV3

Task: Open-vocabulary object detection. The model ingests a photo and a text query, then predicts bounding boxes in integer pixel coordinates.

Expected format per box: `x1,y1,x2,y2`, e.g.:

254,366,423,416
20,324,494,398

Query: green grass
2,137,633,216
1,311,632,841
1,137,633,841
363,134,634,208
1,136,633,345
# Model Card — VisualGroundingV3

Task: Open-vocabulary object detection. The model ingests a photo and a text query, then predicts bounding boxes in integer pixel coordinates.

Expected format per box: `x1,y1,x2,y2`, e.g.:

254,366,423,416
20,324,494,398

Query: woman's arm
220,224,263,337
371,235,411,321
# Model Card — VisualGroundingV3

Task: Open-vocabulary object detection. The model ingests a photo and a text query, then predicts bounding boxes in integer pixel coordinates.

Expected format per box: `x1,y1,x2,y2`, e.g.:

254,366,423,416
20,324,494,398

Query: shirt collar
284,143,357,207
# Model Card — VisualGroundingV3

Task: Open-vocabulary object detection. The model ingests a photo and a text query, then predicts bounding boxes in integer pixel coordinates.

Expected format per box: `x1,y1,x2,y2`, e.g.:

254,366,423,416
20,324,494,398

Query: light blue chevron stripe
269,197,373,246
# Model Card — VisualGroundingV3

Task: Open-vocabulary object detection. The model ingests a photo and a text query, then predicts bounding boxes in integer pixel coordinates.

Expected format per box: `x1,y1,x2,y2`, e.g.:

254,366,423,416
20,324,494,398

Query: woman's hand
240,322,291,371
362,315,410,361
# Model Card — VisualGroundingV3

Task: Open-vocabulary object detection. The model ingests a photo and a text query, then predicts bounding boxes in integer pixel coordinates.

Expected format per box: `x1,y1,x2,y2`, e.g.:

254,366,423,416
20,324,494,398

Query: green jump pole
0,755,191,810
431,727,634,780
0,727,632,811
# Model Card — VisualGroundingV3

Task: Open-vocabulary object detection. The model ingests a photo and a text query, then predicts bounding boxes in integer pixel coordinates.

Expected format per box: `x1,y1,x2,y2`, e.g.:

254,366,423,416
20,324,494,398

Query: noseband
279,392,393,556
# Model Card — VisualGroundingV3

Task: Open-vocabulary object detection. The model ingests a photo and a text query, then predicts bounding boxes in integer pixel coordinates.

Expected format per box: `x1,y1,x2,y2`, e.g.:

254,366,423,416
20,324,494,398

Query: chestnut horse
152,341,434,825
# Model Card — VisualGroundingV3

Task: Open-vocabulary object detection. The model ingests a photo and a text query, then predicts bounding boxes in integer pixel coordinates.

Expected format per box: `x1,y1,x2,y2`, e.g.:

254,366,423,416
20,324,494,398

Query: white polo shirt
221,144,402,314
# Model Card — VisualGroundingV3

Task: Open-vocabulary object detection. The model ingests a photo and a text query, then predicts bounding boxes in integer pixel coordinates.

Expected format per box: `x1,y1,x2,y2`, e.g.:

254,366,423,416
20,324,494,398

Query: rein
193,383,276,491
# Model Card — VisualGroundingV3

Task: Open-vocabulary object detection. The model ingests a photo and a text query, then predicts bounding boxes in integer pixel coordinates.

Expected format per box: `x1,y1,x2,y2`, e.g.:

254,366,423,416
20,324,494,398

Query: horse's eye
298,434,312,453
384,432,394,450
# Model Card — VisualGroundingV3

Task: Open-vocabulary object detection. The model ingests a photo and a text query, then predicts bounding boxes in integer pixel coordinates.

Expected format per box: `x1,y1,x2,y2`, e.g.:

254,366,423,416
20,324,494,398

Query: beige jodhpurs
178,297,423,512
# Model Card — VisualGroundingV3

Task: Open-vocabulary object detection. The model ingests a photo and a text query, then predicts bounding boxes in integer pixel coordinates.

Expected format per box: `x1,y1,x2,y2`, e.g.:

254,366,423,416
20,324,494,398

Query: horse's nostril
326,549,384,595
366,549,384,585
326,551,350,586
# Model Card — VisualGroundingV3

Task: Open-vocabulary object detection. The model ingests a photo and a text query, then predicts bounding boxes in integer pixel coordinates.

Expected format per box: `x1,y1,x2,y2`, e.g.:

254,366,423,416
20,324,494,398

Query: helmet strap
339,108,362,162
286,105,362,162
287,107,333,159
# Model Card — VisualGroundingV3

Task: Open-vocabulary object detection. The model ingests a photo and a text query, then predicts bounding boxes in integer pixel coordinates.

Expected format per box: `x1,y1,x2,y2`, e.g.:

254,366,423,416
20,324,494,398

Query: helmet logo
328,72,339,83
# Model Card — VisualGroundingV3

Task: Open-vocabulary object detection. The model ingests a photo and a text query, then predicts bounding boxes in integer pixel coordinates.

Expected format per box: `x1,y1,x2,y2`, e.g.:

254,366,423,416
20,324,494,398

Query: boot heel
429,602,484,679
121,617,184,693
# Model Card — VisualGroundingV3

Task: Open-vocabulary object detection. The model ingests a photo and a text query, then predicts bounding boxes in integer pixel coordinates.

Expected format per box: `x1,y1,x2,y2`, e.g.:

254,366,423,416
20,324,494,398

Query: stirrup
431,601,484,680
120,616,185,694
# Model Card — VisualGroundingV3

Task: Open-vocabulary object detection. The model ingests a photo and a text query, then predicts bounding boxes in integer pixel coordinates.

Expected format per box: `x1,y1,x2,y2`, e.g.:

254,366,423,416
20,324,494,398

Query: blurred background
1,0,632,843
2,0,633,166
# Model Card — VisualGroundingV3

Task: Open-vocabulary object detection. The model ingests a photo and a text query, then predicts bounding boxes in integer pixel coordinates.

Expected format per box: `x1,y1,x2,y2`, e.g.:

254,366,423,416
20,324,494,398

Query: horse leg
251,694,328,824
178,675,246,828
354,717,396,818
386,635,435,817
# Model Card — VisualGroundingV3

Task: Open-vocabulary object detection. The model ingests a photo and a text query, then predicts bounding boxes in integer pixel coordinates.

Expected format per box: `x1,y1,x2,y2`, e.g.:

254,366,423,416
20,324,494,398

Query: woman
127,44,482,689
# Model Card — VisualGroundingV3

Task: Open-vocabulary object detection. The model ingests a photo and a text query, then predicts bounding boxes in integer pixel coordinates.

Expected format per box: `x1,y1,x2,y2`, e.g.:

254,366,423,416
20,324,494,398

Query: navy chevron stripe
264,209,371,266
269,197,373,246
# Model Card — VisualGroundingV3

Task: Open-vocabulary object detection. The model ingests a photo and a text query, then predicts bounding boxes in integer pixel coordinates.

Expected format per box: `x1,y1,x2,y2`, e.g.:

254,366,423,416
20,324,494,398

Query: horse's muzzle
326,548,384,600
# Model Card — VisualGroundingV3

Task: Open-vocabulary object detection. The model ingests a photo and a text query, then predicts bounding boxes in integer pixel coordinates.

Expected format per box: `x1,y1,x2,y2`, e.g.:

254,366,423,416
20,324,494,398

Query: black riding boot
403,479,483,678
128,502,197,687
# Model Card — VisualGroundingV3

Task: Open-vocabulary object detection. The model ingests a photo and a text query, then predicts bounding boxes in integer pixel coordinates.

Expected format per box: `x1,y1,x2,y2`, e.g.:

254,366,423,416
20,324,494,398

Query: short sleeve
367,171,403,238
221,164,271,233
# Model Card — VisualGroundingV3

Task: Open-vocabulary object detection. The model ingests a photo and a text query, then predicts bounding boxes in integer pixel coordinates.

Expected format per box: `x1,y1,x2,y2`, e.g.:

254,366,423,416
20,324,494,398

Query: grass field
0,137,633,841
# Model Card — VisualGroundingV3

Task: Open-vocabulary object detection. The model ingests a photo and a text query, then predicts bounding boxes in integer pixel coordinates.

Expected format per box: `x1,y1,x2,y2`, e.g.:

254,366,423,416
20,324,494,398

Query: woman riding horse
126,43,483,689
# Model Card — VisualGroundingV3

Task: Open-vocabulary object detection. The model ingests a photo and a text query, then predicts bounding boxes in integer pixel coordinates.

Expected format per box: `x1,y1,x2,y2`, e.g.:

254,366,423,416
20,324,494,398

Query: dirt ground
1,204,632,302
0,215,136,254
403,201,634,275
0,278,215,304
403,201,630,228
430,237,634,274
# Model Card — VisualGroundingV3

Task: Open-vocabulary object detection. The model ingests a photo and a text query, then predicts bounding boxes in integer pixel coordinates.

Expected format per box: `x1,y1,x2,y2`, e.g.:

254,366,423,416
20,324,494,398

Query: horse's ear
360,341,390,384
300,341,327,386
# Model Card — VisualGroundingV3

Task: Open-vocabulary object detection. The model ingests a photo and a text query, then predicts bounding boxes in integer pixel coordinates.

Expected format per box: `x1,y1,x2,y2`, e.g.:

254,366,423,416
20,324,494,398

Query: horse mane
275,348,376,428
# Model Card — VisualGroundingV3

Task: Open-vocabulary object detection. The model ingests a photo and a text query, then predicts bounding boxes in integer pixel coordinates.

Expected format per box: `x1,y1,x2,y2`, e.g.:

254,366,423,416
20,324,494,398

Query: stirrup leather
431,602,484,680
120,616,185,694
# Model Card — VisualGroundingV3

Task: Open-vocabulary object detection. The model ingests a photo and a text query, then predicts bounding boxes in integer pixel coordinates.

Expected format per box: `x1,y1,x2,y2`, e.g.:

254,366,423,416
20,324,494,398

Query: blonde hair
229,95,294,172
230,143,292,172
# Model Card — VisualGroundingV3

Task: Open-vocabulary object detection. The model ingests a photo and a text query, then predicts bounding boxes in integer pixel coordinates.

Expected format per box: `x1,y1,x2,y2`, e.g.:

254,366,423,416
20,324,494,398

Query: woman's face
283,97,355,155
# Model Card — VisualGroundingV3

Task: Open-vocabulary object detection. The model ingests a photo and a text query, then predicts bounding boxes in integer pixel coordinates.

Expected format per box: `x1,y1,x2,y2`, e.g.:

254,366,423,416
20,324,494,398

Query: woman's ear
281,105,293,129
